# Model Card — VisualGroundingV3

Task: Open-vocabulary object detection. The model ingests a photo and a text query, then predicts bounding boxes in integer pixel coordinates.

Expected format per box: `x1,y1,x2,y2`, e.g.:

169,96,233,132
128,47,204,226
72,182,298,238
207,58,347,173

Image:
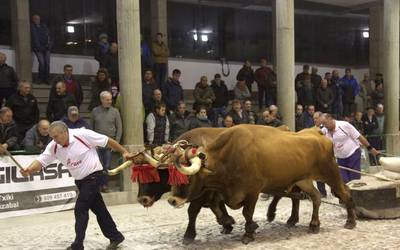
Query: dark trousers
72,171,123,249
317,181,327,197
258,86,268,109
0,87,16,107
337,148,361,183
154,63,167,89
97,147,112,186
34,50,50,82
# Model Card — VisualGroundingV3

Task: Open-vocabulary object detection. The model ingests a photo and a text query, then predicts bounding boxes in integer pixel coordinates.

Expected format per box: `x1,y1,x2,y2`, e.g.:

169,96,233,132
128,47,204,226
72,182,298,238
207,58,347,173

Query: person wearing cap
95,33,109,68
62,106,90,129
20,121,132,250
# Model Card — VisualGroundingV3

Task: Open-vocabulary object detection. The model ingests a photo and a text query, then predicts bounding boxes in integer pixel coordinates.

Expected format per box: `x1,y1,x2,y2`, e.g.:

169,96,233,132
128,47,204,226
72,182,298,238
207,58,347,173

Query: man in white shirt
21,121,133,250
321,113,379,183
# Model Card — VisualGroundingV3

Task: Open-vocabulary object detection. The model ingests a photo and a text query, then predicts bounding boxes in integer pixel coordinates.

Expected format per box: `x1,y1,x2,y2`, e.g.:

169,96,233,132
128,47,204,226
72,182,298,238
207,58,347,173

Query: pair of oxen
110,124,356,244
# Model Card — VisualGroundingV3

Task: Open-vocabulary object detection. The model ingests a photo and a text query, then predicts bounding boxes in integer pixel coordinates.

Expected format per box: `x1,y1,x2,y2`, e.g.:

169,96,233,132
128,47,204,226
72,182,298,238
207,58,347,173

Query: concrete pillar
274,0,295,130
369,5,384,78
11,0,32,82
116,0,144,191
150,0,168,42
383,0,400,155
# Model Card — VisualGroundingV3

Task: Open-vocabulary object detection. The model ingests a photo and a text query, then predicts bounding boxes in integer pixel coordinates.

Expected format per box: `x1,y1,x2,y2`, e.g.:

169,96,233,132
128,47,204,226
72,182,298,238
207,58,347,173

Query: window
0,0,11,46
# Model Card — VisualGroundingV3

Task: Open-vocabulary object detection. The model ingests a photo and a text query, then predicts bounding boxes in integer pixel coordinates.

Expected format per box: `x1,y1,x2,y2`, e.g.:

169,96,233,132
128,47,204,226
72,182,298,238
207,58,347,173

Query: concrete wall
0,45,368,90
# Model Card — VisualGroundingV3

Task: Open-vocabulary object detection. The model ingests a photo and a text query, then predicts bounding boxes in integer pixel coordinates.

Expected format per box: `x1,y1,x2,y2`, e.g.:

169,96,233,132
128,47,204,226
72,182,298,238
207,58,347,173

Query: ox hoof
241,233,255,244
267,212,276,222
182,237,195,245
308,223,320,234
286,216,299,227
344,221,356,230
221,225,233,234
245,221,259,233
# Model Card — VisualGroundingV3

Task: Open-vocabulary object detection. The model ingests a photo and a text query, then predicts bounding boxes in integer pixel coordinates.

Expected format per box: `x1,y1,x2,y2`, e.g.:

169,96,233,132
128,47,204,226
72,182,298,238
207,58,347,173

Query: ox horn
174,156,202,176
142,151,160,168
108,160,133,176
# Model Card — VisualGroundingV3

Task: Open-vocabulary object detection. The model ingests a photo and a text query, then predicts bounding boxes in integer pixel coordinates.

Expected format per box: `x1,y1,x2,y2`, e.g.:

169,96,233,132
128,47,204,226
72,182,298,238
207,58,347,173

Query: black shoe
107,236,125,250
66,244,84,250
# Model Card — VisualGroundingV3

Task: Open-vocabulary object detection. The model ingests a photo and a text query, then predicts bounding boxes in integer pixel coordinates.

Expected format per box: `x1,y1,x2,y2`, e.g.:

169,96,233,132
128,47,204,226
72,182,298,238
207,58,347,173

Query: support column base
385,134,400,156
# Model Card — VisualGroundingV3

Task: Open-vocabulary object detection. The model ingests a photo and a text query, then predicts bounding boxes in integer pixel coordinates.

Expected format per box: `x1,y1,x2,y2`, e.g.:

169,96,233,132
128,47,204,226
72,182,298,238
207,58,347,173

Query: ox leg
328,182,356,229
286,186,301,227
296,180,321,234
183,200,203,245
207,193,235,234
266,196,282,222
241,195,259,244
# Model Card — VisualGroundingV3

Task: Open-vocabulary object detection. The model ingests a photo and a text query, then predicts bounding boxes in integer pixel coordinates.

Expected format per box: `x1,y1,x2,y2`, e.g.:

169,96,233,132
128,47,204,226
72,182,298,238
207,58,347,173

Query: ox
165,125,356,244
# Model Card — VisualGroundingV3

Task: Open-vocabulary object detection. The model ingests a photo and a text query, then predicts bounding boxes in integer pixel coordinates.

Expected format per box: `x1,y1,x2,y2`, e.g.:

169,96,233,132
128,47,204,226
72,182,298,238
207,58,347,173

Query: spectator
193,76,216,112
0,107,18,152
22,119,51,153
0,52,18,107
148,89,163,114
362,107,378,166
169,101,191,141
163,69,183,112
352,111,364,134
310,67,322,97
141,34,153,72
6,81,40,143
62,106,90,129
355,73,372,113
331,69,343,118
236,60,255,93
88,68,111,111
375,73,384,85
94,33,109,68
258,109,282,127
302,105,315,128
152,32,169,88
295,65,309,102
104,42,119,99
223,115,234,128
91,91,122,192
210,74,229,126
228,100,249,125
373,103,385,151
269,105,281,120
243,99,257,124
340,68,360,116
146,102,170,145
321,113,379,183
142,69,158,116
316,79,334,113
50,64,83,107
254,58,276,109
371,82,384,108
30,14,51,84
189,106,212,129
298,74,315,107
295,104,305,132
234,78,251,102
47,81,77,122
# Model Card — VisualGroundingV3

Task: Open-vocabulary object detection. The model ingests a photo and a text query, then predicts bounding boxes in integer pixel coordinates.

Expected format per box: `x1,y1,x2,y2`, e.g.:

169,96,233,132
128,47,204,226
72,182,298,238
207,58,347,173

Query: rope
338,165,400,183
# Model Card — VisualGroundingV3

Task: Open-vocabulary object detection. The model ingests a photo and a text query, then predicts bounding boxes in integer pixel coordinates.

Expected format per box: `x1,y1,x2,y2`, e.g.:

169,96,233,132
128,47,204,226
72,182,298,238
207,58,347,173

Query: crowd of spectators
0,14,389,192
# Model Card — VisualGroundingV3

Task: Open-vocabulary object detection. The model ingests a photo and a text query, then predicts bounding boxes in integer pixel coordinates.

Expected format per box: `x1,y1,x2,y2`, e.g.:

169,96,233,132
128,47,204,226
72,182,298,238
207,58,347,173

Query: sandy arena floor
0,195,399,250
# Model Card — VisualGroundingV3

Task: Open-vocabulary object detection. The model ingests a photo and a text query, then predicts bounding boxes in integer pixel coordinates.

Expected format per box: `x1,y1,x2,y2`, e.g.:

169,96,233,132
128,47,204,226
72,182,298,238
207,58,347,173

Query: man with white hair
0,52,19,106
21,121,132,249
91,91,122,192
22,119,51,153
6,81,40,143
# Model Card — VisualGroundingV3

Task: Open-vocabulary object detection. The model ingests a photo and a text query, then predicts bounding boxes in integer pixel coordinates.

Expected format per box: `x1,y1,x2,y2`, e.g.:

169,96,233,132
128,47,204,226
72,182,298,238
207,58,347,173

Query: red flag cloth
168,164,189,185
131,164,160,183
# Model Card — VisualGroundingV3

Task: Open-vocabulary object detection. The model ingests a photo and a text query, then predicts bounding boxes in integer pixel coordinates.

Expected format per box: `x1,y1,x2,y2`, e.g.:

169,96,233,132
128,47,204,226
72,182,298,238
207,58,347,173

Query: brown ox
166,124,356,244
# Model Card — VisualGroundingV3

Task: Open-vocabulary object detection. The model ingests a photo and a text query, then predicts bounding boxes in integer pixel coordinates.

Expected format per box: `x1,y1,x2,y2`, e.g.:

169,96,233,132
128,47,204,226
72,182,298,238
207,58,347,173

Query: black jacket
236,66,254,86
6,93,39,127
46,94,77,122
104,53,119,82
0,121,18,150
0,63,18,89
362,114,379,136
210,80,229,108
169,111,191,141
